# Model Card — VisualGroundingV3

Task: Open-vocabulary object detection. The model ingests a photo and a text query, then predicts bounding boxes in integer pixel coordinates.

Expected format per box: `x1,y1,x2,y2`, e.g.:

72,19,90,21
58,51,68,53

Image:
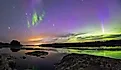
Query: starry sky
0,0,121,45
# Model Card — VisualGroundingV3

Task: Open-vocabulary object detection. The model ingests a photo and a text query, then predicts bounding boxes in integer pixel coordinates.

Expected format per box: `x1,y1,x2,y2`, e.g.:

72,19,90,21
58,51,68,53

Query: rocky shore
0,53,34,70
55,54,121,70
1,52,121,70
0,53,17,70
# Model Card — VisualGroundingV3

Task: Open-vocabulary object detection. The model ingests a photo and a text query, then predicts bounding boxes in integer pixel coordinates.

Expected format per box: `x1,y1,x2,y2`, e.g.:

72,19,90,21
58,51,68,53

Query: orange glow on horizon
29,38,43,41
28,35,46,41
25,34,56,45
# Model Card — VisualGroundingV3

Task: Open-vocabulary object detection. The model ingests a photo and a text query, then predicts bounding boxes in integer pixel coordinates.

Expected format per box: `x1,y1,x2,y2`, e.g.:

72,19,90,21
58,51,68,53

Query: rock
0,54,17,70
20,56,26,59
8,60,16,69
25,69,33,70
25,51,48,57
7,55,17,60
55,54,121,70
40,57,45,58
0,55,1,59
0,60,2,65
22,56,26,59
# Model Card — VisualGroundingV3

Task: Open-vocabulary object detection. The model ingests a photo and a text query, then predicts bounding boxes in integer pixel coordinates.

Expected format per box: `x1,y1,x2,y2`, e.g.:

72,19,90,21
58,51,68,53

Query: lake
0,46,121,70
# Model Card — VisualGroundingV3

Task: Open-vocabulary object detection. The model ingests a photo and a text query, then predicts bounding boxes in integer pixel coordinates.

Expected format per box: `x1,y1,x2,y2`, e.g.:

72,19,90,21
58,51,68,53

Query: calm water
0,46,121,70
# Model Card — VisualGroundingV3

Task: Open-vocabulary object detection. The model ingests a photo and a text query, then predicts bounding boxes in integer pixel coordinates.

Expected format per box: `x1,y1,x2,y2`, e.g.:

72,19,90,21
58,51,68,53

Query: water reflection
0,46,121,70
0,46,67,70
10,48,20,52
2,46,121,60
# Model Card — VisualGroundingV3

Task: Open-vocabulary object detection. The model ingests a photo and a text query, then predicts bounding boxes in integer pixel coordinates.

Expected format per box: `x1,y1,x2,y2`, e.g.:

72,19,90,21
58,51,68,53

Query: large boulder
10,40,22,46
55,54,121,70
25,51,48,57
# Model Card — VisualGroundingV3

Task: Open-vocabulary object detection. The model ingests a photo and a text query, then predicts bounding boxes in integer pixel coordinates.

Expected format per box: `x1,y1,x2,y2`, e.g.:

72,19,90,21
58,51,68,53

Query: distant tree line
40,40,121,47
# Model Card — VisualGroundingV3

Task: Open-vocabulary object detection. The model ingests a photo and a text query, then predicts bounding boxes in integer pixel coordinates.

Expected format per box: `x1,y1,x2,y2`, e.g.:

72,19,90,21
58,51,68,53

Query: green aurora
27,11,45,28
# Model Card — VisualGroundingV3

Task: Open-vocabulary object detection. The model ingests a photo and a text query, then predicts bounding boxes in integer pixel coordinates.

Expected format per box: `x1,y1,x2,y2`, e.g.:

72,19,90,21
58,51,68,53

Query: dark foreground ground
55,54,121,70
0,51,49,70
1,52,121,70
0,53,17,70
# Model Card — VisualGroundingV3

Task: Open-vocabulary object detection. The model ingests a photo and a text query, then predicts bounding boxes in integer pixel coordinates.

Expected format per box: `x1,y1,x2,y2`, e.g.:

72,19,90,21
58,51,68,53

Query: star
48,20,51,22
29,13,31,16
52,24,55,26
26,16,29,19
25,13,28,16
12,6,15,9
8,27,11,30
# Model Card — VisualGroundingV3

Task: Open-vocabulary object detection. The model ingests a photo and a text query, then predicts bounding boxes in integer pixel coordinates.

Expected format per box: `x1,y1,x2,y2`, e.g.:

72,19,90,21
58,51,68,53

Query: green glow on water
67,48,121,59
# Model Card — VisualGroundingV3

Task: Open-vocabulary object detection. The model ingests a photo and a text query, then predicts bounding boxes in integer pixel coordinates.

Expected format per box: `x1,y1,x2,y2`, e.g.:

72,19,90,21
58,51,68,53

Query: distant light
29,38,43,41
12,6,15,9
53,24,55,26
25,13,28,15
29,13,31,16
8,27,11,29
101,22,105,34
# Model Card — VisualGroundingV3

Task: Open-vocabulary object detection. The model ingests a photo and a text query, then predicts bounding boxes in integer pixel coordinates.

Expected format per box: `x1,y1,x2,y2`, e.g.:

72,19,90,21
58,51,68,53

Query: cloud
76,33,121,41
103,34,121,39
40,33,121,43
25,32,121,44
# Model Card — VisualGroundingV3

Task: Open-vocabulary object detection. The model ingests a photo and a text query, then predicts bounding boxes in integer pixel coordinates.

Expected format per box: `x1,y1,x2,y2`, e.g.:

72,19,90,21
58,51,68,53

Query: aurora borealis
0,0,121,45
27,11,45,28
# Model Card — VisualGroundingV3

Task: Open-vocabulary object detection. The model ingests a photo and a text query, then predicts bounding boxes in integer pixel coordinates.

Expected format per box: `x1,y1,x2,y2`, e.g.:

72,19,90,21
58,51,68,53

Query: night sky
0,0,121,45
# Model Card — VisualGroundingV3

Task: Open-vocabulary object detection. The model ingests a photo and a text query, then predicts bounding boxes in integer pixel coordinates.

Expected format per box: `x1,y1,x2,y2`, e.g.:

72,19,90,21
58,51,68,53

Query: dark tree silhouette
40,40,121,47
10,40,22,46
